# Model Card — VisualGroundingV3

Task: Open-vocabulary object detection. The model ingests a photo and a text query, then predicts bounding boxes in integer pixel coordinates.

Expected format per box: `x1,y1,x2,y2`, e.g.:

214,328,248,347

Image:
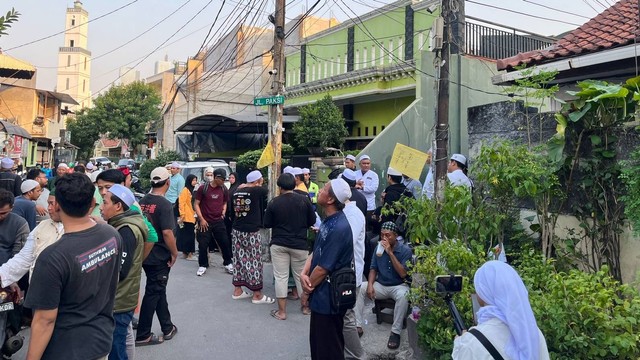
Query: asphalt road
13,252,411,360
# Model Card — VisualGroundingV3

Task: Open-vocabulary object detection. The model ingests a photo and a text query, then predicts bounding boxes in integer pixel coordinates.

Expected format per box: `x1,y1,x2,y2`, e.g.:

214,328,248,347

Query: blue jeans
109,311,134,360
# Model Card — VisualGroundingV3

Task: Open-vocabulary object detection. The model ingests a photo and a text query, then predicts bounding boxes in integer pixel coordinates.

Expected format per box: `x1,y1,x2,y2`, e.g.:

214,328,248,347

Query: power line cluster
0,0,611,122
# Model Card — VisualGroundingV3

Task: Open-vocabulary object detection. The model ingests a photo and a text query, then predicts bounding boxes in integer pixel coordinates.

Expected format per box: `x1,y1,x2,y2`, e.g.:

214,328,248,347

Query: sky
0,0,605,97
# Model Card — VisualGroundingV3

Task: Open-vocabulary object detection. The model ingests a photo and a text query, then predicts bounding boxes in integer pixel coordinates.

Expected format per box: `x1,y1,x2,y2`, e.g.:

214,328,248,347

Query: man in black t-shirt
25,173,122,360
136,167,179,346
230,170,274,304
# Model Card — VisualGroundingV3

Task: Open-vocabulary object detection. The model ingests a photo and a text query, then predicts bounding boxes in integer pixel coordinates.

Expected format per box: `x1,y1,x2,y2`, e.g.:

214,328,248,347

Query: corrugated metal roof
0,53,35,79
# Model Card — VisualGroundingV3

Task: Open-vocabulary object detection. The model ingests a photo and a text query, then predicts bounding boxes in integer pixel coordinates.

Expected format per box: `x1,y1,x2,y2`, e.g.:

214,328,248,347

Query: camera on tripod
435,275,467,336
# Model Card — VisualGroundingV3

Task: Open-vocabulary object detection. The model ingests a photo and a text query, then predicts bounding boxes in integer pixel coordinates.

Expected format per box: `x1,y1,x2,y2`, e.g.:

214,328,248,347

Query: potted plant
293,94,349,156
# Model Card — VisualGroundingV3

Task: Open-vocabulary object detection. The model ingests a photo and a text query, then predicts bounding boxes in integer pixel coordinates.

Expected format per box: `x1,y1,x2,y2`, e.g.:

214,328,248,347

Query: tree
0,8,19,37
67,108,101,160
83,81,161,153
292,94,349,151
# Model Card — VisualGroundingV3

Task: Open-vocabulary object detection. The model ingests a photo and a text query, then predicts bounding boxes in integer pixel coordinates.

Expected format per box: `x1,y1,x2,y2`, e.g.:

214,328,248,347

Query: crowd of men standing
0,150,473,360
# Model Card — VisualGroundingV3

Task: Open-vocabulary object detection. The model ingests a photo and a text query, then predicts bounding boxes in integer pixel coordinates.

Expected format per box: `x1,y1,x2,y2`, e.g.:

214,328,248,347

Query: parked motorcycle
0,287,24,359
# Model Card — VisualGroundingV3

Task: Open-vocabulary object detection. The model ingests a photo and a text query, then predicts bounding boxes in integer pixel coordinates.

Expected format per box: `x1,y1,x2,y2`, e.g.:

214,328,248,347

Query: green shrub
411,249,640,359
138,149,181,190
516,254,640,359
409,241,485,359
292,94,349,150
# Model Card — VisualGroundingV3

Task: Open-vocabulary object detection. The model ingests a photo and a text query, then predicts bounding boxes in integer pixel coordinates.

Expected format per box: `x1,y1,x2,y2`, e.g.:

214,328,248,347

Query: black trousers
136,264,173,341
310,312,345,360
197,220,232,267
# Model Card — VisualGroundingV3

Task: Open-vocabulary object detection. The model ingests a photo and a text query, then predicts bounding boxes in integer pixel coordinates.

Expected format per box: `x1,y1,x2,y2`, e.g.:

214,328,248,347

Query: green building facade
284,0,439,149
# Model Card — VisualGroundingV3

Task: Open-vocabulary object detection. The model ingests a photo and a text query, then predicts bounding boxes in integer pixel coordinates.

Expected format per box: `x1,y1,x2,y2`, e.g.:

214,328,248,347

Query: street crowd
0,151,550,360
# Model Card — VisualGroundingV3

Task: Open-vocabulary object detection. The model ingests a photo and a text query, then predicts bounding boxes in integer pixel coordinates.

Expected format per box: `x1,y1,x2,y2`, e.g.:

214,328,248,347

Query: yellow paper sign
257,140,275,168
389,143,429,180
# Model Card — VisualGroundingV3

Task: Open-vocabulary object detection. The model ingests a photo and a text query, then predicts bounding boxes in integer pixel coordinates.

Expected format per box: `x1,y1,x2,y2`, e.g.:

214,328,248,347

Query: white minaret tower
56,0,91,111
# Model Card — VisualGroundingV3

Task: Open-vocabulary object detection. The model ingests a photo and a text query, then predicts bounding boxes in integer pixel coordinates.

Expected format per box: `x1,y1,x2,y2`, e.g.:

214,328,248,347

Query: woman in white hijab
452,261,550,360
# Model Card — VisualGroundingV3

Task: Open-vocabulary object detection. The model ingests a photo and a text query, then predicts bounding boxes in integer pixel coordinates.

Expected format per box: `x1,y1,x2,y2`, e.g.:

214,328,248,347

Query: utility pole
268,0,286,199
434,0,452,203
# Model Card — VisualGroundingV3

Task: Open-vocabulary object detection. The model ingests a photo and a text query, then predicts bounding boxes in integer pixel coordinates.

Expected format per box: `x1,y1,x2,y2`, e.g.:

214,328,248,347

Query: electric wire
465,0,583,27
5,0,140,51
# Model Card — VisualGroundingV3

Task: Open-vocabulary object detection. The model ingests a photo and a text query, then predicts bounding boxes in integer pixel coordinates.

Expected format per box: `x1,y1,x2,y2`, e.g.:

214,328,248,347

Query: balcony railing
58,47,91,56
465,16,556,60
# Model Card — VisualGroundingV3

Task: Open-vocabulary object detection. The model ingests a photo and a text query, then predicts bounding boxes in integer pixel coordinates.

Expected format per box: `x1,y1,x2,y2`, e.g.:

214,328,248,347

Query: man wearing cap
354,155,379,221
136,167,179,346
230,170,274,304
0,157,22,196
194,167,233,275
291,167,308,195
12,179,42,231
300,178,354,360
344,155,357,171
85,162,95,174
165,162,185,205
102,184,149,358
25,173,122,360
355,221,412,350
448,153,472,189
27,168,50,223
340,169,367,216
47,163,69,194
302,168,319,204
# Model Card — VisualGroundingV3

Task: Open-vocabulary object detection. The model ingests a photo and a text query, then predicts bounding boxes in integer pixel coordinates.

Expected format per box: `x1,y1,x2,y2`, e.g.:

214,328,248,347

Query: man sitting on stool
355,221,412,350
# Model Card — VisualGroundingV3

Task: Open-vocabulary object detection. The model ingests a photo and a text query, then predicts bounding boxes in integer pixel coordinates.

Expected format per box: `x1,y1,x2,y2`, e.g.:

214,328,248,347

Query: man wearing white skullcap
452,261,550,360
12,179,42,231
354,154,379,220
165,161,185,204
300,178,354,359
448,154,472,189
0,157,22,196
374,167,412,234
229,170,274,304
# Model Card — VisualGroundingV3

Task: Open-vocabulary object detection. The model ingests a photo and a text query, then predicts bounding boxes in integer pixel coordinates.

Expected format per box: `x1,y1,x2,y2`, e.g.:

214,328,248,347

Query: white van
168,160,233,188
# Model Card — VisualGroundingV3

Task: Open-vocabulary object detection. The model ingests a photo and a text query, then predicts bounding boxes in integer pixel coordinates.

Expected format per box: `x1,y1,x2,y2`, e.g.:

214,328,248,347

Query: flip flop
232,291,253,300
270,309,286,320
135,333,164,347
301,306,311,315
163,325,178,341
252,295,276,304
387,332,400,350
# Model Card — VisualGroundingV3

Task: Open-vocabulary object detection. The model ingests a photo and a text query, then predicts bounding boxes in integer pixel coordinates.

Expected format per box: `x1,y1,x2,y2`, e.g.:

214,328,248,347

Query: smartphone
434,275,463,294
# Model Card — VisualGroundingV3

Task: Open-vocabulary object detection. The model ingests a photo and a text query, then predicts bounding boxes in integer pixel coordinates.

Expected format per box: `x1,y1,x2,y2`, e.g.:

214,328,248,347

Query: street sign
253,95,285,106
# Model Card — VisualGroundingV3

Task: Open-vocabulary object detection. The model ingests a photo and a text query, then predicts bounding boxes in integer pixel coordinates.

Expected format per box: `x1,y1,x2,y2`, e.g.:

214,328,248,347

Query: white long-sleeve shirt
452,318,550,360
355,169,379,211
0,220,64,287
342,202,366,287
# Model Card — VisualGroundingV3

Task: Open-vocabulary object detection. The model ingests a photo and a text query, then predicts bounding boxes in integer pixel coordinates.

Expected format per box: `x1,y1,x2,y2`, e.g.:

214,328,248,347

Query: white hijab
474,261,540,360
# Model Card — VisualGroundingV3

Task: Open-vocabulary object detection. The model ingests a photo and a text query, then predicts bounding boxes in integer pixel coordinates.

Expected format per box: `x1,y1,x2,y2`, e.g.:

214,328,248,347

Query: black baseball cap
213,168,226,179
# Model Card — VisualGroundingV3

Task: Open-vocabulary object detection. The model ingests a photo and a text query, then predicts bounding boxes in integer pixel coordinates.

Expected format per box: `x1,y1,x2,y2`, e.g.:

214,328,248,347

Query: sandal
252,295,275,304
387,332,400,350
135,333,164,347
164,325,178,340
270,309,286,320
232,291,253,300
301,306,311,315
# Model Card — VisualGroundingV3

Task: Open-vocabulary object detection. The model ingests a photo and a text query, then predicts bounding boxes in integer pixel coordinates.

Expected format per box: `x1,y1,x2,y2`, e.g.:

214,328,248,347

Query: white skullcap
57,163,69,169
291,167,303,176
20,179,39,194
345,154,356,162
451,154,467,166
283,166,293,174
302,168,310,174
1,158,13,169
246,170,263,183
330,178,352,204
341,169,357,181
359,154,370,162
387,167,402,176
170,161,181,169
108,184,136,207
